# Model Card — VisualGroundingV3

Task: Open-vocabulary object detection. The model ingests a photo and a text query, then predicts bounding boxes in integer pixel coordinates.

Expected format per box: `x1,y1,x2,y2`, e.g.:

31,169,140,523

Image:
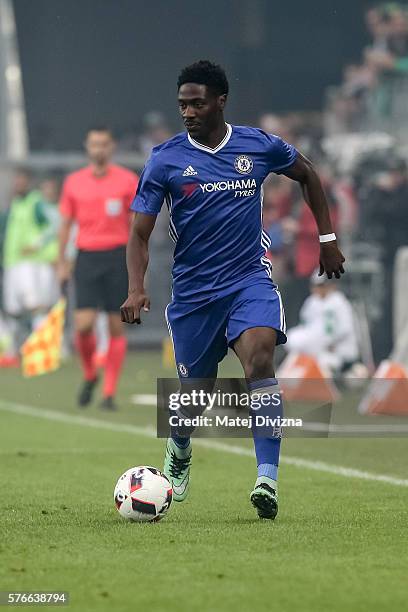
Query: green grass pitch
1,350,407,611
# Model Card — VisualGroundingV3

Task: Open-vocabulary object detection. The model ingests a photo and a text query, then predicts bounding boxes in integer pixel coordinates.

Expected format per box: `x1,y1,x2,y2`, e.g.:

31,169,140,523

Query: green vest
3,190,58,268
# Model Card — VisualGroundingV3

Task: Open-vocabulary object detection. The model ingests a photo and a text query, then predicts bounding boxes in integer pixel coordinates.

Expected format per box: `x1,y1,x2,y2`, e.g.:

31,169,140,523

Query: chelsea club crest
178,363,189,377
234,155,253,174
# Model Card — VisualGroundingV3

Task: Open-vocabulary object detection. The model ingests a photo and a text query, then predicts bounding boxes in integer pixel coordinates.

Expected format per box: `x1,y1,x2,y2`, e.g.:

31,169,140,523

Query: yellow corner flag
20,298,66,377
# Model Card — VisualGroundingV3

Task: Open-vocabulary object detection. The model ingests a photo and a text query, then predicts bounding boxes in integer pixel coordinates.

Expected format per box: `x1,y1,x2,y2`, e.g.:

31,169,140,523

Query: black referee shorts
74,247,128,312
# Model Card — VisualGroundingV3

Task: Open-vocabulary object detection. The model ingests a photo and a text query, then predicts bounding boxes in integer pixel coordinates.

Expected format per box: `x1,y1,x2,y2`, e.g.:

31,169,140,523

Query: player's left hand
319,242,345,279
120,291,150,325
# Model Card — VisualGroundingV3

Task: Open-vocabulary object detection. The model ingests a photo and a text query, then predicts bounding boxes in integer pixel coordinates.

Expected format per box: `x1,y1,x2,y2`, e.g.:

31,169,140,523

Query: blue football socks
249,377,282,482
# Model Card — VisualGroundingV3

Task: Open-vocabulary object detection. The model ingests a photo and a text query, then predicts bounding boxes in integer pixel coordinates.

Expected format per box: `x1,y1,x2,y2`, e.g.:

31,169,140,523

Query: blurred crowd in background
1,2,408,369
326,1,408,135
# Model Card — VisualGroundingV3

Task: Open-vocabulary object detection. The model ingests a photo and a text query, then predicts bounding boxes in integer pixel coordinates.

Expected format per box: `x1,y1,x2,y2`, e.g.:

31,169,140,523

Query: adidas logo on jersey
182,165,198,176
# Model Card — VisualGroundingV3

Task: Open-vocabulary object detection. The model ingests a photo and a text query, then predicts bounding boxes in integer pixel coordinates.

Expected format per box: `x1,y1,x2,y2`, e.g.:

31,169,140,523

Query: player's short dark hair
177,60,229,97
86,125,114,138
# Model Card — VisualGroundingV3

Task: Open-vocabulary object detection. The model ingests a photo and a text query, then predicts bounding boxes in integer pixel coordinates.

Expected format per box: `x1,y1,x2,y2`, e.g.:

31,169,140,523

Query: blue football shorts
165,279,286,379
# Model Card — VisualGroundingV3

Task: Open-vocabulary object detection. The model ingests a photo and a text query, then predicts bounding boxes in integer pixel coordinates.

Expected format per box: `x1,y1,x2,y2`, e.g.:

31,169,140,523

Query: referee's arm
120,213,156,324
58,177,75,284
57,216,74,283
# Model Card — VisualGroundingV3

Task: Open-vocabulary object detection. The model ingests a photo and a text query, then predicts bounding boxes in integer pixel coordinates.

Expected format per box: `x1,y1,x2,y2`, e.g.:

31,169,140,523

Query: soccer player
58,127,138,410
121,61,345,519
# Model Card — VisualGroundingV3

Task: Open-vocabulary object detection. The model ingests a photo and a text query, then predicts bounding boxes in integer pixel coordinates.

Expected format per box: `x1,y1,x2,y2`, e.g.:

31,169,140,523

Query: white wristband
319,233,336,243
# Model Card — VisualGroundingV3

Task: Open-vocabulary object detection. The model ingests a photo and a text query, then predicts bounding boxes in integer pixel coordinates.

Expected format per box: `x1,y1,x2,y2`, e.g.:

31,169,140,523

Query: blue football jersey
131,124,297,302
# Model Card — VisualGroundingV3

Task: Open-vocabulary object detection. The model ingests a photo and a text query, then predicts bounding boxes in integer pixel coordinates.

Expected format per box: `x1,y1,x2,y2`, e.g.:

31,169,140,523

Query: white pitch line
131,394,157,406
1,399,408,488
0,447,131,455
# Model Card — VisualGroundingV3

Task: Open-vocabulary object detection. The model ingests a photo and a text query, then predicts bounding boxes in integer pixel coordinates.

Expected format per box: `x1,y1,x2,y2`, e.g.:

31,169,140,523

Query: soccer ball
113,466,173,522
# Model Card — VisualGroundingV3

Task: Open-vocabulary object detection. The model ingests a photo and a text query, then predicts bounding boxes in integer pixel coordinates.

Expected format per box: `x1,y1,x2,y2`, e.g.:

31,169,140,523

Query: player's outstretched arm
283,152,345,279
120,213,156,324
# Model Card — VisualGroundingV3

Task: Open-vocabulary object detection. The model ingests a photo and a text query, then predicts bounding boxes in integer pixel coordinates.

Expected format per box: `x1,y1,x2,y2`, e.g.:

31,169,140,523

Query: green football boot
163,438,192,502
250,476,278,520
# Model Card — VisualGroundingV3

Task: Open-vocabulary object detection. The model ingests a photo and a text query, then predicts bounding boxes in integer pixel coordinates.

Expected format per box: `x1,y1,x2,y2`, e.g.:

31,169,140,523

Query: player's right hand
57,260,72,284
120,292,150,324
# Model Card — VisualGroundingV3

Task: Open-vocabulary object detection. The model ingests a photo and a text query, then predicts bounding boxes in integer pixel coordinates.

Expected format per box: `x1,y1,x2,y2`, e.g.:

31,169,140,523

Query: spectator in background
258,111,322,160
342,63,376,99
40,177,60,213
139,111,172,159
2,169,59,356
360,157,408,359
285,270,361,375
327,60,377,134
387,5,408,56
365,6,392,51
326,3,408,134
258,113,294,143
365,5,408,74
118,113,173,157
116,123,141,153
361,157,408,255
37,177,61,251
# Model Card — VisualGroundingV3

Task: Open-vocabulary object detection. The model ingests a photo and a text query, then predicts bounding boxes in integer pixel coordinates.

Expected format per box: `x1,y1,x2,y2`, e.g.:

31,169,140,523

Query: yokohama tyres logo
199,178,257,193
182,178,257,198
